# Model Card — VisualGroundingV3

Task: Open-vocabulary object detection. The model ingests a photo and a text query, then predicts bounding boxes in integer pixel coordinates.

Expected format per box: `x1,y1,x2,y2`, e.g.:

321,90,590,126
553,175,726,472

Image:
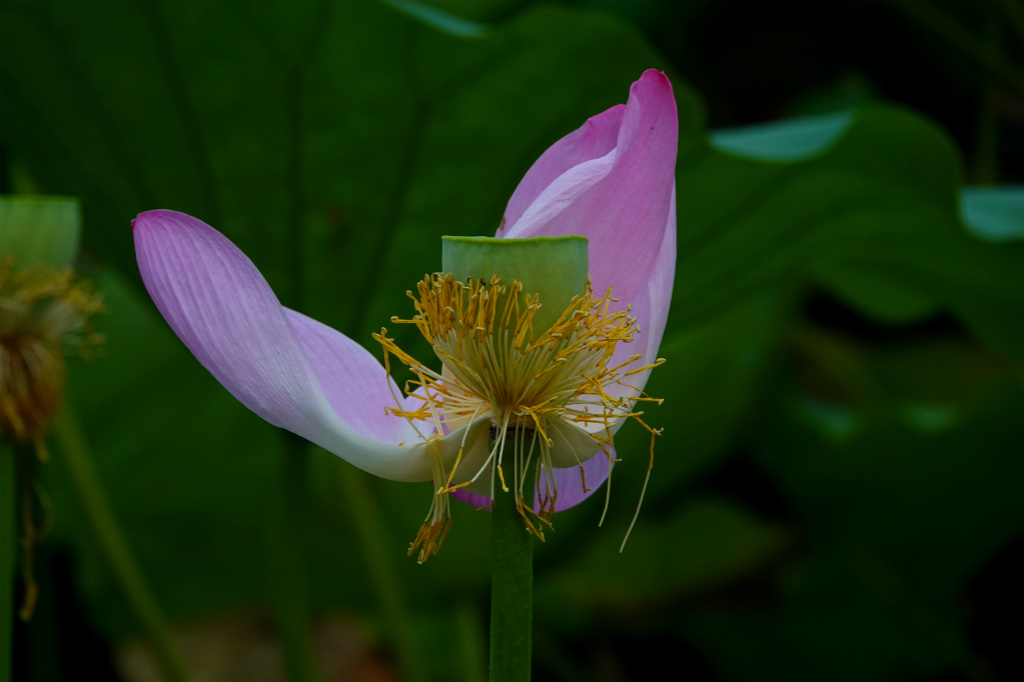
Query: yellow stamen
0,256,103,452
0,254,100,619
374,273,661,561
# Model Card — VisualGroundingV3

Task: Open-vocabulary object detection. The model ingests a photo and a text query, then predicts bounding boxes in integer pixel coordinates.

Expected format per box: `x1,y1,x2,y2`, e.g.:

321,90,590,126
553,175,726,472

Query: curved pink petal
504,149,619,240
538,450,613,513
450,488,490,509
637,189,676,364
284,309,420,444
133,209,489,482
499,104,624,235
501,69,677,307
604,188,676,401
500,70,677,416
451,448,613,513
134,209,326,435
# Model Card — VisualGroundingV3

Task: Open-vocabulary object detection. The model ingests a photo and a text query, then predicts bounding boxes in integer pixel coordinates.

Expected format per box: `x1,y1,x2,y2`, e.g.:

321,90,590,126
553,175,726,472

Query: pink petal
134,209,327,436
638,189,676,364
450,448,613,513
500,69,677,307
538,450,614,513
450,488,491,509
133,209,489,481
284,309,420,444
605,188,676,402
499,104,624,236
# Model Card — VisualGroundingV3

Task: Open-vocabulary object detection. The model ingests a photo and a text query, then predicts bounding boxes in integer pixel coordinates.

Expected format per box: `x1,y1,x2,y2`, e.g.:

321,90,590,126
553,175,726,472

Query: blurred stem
1,442,14,682
270,433,322,682
334,462,425,682
791,326,879,403
285,64,307,311
973,87,999,185
489,486,533,682
456,600,487,682
973,15,1001,185
997,0,1024,45
270,9,328,677
892,0,1024,91
53,409,191,682
25,543,61,682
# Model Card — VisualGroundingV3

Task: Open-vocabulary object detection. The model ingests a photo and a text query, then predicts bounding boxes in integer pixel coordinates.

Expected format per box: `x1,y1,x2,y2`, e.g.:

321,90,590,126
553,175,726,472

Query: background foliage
2,0,1022,680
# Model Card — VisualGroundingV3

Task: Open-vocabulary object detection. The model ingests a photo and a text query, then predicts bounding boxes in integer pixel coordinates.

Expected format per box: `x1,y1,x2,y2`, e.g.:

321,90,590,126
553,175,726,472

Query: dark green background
2,0,1022,680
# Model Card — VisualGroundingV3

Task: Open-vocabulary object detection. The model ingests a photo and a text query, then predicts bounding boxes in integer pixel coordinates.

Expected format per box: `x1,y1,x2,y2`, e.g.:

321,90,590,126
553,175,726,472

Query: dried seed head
0,256,102,452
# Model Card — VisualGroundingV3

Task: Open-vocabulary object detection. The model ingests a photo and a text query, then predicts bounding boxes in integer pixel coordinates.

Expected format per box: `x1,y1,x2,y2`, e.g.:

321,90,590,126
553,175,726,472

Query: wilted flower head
0,197,102,455
133,69,677,560
1,195,102,619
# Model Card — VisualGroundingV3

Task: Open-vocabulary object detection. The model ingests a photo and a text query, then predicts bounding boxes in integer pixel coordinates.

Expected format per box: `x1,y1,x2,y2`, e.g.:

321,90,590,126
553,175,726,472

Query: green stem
333,461,425,682
1,442,15,682
269,433,322,682
489,488,533,682
53,409,191,682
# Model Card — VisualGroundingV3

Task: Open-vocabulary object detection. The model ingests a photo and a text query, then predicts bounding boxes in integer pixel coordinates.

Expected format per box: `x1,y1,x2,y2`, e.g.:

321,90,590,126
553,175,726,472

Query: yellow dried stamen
0,254,100,619
0,256,103,451
19,483,53,621
374,273,662,561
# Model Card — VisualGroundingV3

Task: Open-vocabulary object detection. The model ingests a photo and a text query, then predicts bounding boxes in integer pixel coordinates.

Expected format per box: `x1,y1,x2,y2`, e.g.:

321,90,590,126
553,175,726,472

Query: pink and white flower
133,69,677,557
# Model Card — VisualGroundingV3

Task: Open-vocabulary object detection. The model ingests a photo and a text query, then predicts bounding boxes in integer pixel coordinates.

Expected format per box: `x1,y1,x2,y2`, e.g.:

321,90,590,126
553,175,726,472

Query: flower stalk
1,442,14,682
269,433,323,682
445,236,581,681
332,461,425,682
54,408,191,682
1,195,112,680
489,480,534,682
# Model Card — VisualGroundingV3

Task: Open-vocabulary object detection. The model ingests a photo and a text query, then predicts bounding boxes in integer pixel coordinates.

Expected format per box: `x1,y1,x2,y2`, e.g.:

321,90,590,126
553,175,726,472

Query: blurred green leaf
379,0,488,37
4,1,1024,680
606,293,788,511
813,262,940,323
671,104,963,331
539,496,788,627
709,110,856,162
691,332,1024,682
677,107,1024,375
960,185,1024,242
683,555,959,682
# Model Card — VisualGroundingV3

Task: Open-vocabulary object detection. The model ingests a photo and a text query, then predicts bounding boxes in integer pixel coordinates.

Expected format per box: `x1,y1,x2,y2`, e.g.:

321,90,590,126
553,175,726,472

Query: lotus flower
133,69,677,560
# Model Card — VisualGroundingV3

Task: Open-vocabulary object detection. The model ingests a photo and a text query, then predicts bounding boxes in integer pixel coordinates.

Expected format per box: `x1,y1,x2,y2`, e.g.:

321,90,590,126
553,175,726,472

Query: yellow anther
373,272,662,560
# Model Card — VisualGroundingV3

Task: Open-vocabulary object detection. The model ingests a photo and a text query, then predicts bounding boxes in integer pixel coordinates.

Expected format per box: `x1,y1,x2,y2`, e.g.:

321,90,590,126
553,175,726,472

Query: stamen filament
372,273,662,560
